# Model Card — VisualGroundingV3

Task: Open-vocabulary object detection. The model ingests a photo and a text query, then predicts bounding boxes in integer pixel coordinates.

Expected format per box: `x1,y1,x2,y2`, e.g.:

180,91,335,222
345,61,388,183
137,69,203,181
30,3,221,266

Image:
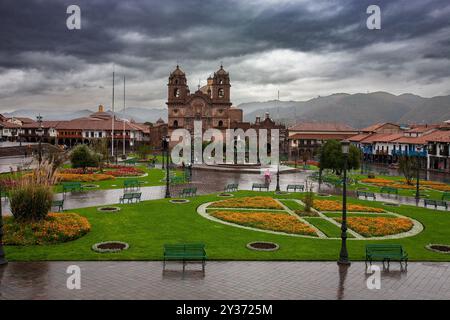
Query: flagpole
112,66,115,158
123,75,126,156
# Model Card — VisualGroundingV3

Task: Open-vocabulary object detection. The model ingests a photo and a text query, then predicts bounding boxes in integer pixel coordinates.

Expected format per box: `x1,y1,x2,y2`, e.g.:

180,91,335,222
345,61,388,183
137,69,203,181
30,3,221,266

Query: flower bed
103,167,144,177
313,199,385,213
361,178,450,191
210,211,316,236
334,216,413,237
3,213,91,245
60,167,97,174
211,196,283,210
57,173,115,182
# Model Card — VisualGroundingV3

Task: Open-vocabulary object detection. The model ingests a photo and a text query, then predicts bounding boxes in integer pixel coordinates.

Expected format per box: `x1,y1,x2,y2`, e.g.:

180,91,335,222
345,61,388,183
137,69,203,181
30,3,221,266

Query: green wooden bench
224,183,238,192
442,192,450,201
123,179,140,191
119,193,134,204
380,186,398,195
163,243,207,272
357,190,376,200
286,184,305,192
52,199,64,212
62,182,83,195
252,183,269,191
170,176,184,184
131,192,142,203
124,158,137,165
179,187,197,198
424,199,448,210
365,244,408,270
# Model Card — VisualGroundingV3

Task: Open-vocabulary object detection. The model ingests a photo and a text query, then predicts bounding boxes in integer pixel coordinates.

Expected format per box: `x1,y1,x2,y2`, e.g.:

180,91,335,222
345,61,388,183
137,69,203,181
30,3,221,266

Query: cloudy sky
0,0,449,112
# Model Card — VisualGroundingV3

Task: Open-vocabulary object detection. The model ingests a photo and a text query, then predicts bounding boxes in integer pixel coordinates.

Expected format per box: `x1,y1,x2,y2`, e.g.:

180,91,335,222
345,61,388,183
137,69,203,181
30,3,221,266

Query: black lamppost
415,145,423,205
275,163,280,192
338,139,351,266
163,136,171,198
360,147,364,174
36,114,44,165
0,184,7,265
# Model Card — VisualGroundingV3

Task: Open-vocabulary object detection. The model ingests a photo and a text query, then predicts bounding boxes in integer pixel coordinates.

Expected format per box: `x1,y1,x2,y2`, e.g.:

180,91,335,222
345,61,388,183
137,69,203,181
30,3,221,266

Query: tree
136,144,152,160
70,144,100,172
398,156,416,185
318,140,360,175
90,139,109,168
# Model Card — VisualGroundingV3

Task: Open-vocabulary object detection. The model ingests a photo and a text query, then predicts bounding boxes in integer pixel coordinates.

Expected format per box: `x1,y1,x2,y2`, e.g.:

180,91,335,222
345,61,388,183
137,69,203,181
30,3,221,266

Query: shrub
303,192,314,212
9,183,53,221
70,145,101,172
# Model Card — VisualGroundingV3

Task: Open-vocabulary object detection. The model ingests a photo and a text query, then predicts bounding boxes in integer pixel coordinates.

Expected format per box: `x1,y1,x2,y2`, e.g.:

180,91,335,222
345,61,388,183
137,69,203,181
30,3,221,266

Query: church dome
170,65,185,76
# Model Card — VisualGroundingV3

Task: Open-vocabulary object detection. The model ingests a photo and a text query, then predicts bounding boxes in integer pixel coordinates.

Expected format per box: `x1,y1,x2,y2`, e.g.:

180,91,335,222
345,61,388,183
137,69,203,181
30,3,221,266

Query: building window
174,88,180,98
218,88,224,98
173,120,178,128
218,120,223,127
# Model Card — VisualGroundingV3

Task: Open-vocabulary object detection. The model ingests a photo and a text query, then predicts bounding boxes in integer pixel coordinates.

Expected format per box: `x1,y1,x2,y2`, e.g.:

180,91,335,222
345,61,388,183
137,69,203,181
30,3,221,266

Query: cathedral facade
166,65,243,140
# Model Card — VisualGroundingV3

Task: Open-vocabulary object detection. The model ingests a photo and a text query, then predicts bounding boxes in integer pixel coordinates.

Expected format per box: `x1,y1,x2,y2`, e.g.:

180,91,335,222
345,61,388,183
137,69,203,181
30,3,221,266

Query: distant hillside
241,92,450,128
2,107,167,123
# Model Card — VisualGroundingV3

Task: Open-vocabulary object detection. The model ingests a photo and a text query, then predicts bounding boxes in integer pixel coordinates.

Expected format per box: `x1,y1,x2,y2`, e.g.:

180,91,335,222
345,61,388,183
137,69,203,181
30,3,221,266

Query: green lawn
303,217,347,238
4,191,450,262
53,165,185,192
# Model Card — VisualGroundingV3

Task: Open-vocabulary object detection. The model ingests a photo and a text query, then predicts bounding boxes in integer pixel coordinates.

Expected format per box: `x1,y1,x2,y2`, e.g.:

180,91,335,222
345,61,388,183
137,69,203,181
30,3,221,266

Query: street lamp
163,136,171,198
36,114,44,165
338,139,351,266
415,145,423,205
0,183,7,265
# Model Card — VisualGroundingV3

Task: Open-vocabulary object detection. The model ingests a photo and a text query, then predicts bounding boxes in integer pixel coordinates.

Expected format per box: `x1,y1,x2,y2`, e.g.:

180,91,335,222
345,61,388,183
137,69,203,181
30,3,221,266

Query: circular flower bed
97,206,121,212
82,184,99,189
169,199,190,204
247,241,279,251
383,203,400,207
92,241,129,253
426,244,450,254
57,173,115,182
217,193,234,197
3,213,90,245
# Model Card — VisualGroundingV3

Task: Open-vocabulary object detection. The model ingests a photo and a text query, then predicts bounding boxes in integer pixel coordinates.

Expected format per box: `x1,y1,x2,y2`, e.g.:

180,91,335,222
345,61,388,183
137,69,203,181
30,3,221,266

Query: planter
169,199,190,204
218,193,234,197
92,241,129,253
82,184,99,189
383,203,400,207
97,206,121,213
426,244,450,254
246,241,279,251
274,191,289,195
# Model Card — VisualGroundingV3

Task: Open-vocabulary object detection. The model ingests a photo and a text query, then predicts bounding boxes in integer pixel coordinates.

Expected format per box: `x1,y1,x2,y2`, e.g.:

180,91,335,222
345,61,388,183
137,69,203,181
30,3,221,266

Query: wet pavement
0,261,449,300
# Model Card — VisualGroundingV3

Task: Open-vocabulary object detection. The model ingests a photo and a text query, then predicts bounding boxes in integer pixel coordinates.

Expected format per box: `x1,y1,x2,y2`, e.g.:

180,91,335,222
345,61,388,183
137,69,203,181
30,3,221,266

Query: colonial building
288,122,358,160
166,65,243,143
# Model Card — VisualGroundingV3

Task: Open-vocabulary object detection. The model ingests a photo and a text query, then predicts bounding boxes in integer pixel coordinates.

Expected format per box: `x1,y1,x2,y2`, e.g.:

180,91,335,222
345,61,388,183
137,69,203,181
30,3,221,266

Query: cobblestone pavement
0,261,449,300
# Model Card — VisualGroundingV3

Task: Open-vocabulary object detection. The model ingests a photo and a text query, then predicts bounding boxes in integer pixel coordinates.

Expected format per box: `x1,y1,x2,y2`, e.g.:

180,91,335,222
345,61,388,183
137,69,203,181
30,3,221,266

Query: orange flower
212,196,283,209
334,216,413,237
313,199,385,213
3,213,90,245
57,173,115,182
211,210,316,236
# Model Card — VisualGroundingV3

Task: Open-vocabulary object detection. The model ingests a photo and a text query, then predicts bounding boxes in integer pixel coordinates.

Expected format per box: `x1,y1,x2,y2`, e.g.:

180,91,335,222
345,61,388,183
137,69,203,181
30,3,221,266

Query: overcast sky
0,0,449,112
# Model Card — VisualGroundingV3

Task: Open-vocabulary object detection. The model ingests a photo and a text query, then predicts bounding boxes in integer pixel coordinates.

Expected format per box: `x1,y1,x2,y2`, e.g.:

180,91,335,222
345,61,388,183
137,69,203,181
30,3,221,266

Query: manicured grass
4,191,450,262
280,200,305,211
53,165,184,192
303,217,348,238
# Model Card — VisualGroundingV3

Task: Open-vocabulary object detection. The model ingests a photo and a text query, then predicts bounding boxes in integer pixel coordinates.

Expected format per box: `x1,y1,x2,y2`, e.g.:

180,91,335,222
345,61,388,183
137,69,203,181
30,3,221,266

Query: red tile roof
289,122,355,132
289,133,355,140
348,133,372,142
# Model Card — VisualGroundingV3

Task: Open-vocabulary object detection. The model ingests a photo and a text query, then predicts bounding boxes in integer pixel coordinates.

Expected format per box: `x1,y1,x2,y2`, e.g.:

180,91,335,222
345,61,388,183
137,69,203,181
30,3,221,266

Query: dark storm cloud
0,0,449,109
